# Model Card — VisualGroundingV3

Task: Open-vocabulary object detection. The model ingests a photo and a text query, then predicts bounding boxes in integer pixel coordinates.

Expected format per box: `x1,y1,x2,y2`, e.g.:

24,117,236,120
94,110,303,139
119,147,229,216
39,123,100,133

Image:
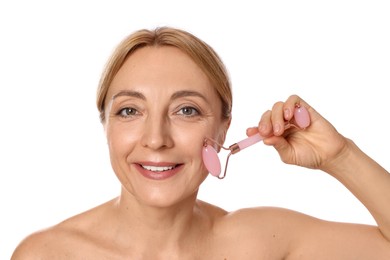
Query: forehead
107,46,216,99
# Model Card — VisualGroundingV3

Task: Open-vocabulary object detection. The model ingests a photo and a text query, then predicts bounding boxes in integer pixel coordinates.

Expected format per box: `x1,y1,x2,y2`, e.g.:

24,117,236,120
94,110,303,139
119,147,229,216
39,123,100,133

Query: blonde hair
96,27,232,122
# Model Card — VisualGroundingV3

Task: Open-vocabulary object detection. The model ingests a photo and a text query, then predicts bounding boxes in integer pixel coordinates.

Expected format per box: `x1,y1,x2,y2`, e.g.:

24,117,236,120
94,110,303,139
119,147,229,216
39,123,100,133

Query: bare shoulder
198,201,312,231
11,224,69,259
216,206,390,259
11,198,117,260
219,205,316,230
199,204,310,259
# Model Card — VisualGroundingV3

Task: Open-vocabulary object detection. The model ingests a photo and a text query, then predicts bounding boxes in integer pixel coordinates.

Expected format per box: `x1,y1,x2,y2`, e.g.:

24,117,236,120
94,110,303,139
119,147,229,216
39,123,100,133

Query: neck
111,187,208,255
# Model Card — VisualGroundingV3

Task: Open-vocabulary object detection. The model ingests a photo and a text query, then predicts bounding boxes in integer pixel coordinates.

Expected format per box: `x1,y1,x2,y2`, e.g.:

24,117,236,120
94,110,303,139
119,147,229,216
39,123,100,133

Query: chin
118,165,207,208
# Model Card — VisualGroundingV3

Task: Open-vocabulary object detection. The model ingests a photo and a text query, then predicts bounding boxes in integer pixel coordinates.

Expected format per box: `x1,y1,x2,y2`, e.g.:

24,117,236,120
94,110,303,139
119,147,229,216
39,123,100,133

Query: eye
177,106,200,117
117,107,138,118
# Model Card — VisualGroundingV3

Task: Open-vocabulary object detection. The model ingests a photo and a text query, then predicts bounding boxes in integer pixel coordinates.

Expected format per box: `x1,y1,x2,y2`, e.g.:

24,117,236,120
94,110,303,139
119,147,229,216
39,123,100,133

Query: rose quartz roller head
202,104,310,179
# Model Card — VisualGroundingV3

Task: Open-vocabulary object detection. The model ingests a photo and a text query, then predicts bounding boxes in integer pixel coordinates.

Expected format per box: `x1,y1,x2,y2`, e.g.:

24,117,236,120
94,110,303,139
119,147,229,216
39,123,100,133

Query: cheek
106,124,138,157
171,123,218,172
173,127,204,153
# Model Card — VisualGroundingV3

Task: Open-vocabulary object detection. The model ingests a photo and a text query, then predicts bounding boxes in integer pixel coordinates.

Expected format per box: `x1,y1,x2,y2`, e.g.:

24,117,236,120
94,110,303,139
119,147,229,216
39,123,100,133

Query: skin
12,46,390,259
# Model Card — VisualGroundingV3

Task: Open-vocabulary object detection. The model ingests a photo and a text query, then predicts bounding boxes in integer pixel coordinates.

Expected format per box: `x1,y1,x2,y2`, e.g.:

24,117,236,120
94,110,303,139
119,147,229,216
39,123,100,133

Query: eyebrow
170,90,208,102
112,90,146,100
112,90,208,102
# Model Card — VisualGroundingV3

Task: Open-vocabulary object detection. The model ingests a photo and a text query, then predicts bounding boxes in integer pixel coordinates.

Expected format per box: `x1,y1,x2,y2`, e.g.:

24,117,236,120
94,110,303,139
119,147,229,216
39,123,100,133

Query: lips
134,163,183,180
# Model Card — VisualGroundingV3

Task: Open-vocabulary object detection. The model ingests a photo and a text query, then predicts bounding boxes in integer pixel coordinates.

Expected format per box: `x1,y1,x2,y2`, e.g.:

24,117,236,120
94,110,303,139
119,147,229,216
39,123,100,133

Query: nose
140,114,174,150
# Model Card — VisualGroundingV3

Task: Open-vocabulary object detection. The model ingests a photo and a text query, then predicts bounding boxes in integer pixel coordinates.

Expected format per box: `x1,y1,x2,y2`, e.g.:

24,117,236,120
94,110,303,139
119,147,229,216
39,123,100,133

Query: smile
136,163,183,180
141,165,176,172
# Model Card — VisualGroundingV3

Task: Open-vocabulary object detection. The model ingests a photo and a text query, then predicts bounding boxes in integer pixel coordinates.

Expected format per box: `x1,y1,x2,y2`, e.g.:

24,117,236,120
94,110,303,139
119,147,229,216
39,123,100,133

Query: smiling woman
103,44,229,209
11,27,390,259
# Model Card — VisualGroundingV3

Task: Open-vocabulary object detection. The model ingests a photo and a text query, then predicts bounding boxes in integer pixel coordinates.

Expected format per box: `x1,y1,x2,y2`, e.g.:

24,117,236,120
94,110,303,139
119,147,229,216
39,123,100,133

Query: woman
12,27,390,259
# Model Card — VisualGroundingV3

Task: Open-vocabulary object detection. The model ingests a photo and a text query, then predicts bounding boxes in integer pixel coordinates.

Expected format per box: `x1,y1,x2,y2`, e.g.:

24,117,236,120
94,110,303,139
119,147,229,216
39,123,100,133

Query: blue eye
178,106,199,116
118,107,138,117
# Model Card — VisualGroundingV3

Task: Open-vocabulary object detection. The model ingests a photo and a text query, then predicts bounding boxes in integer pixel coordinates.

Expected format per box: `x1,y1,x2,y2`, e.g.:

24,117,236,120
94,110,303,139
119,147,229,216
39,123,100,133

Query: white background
1,0,390,258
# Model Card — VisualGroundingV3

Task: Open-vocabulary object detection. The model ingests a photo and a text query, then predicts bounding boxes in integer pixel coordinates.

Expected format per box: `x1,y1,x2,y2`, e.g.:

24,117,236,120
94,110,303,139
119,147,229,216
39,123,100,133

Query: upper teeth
142,165,175,172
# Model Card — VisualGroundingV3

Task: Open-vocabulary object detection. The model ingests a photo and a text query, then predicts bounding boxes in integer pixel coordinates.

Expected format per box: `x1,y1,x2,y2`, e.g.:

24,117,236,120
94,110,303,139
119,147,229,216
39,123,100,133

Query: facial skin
104,46,229,208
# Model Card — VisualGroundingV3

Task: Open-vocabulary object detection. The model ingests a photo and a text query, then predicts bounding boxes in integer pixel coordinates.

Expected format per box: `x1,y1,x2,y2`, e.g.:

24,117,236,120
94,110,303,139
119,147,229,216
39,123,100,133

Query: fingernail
284,108,291,119
274,123,281,133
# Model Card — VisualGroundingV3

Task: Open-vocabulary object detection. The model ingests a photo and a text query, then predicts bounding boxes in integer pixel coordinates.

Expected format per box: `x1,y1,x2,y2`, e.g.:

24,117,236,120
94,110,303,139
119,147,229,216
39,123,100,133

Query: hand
246,95,348,171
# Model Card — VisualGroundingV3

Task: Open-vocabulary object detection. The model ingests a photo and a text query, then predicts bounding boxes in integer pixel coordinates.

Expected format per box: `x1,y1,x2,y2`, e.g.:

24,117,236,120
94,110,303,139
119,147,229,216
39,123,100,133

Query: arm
327,138,390,240
248,94,390,257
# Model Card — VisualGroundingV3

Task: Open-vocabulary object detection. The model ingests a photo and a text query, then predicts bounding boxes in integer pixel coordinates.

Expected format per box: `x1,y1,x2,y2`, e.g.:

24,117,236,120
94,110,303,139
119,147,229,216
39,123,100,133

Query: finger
271,101,285,136
246,127,258,137
258,110,273,137
283,94,302,121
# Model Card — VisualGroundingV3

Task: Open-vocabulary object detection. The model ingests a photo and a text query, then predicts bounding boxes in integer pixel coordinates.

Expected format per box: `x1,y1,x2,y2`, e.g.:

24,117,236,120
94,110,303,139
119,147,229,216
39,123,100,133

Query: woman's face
104,46,228,207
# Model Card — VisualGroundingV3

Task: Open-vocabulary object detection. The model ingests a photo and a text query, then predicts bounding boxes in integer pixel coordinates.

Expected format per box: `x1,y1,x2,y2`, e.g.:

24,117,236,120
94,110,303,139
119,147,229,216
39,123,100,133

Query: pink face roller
202,105,310,179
